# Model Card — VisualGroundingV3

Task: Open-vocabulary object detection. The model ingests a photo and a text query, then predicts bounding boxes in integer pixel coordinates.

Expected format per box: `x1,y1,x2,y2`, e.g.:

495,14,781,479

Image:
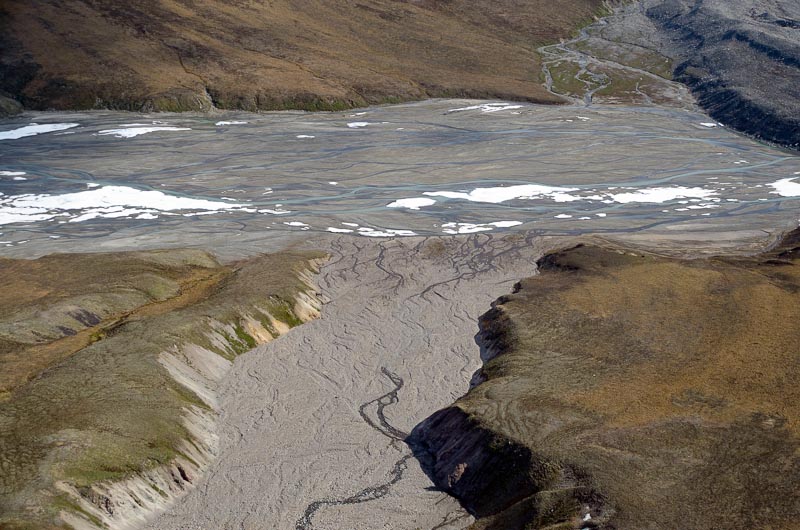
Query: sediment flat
2,99,798,529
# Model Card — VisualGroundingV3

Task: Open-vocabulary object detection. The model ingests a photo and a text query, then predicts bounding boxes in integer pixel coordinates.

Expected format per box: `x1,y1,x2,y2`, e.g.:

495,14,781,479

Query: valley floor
146,234,548,530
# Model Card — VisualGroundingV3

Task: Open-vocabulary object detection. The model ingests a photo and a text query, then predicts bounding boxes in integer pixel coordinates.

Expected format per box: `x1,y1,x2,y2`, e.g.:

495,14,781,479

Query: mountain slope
0,0,609,112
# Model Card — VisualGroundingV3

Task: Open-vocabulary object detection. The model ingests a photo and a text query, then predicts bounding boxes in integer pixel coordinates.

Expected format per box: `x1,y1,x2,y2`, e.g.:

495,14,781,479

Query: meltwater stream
1,99,799,259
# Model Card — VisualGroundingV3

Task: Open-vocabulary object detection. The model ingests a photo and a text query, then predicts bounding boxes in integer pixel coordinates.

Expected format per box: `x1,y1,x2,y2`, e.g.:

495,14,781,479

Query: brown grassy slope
0,250,223,398
0,0,608,111
414,229,800,529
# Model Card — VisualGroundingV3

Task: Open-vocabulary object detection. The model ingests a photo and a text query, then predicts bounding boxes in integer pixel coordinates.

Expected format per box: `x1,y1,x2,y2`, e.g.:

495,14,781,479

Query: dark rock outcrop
410,407,607,530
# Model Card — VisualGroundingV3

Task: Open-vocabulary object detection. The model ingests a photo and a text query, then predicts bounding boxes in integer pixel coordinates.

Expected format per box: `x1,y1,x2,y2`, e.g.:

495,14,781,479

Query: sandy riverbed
144,234,551,530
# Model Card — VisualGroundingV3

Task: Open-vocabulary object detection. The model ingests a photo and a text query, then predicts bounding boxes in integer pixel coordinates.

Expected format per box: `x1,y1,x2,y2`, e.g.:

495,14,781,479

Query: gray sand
147,234,548,530
2,100,799,260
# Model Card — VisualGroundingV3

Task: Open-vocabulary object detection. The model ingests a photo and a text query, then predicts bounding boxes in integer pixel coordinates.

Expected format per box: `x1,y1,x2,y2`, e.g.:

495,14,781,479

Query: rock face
643,0,800,148
411,229,800,529
0,0,609,112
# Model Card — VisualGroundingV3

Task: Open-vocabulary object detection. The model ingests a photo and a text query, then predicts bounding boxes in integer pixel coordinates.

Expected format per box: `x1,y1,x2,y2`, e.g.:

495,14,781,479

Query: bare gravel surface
147,233,549,530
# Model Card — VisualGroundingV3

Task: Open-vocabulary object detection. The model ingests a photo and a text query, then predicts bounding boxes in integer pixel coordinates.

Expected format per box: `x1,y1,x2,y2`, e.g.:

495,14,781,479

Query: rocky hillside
644,0,800,148
411,229,800,529
0,0,610,113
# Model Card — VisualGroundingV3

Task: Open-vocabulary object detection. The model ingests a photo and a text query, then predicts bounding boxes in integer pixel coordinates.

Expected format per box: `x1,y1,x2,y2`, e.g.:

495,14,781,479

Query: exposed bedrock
410,407,606,530
411,228,800,529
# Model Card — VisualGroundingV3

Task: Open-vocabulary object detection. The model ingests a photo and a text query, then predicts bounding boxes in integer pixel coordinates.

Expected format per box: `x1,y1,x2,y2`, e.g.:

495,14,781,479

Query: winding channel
297,368,410,530
1,96,798,529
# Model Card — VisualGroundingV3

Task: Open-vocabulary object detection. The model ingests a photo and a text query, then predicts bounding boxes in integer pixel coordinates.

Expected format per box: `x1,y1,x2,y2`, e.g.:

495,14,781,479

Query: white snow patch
554,214,573,219
490,221,523,228
357,227,416,237
441,221,522,234
0,185,246,226
97,127,191,138
387,197,436,210
700,122,718,128
342,222,359,227
283,221,309,227
215,121,248,126
347,122,371,128
596,213,607,217
769,178,800,197
0,123,79,140
0,171,26,177
606,187,717,204
296,135,316,138
448,103,524,113
327,227,353,233
424,184,580,204
442,223,493,234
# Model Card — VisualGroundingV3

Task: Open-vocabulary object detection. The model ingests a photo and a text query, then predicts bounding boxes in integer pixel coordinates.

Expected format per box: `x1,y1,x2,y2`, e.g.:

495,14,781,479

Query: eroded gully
146,233,550,530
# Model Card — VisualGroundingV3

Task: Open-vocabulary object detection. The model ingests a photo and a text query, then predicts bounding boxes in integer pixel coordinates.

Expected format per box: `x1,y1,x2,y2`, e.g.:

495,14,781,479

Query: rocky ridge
645,0,800,148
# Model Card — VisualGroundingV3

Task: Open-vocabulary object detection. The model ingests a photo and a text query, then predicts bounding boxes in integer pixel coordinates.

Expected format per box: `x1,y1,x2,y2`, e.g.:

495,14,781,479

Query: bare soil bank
412,228,800,529
0,0,611,113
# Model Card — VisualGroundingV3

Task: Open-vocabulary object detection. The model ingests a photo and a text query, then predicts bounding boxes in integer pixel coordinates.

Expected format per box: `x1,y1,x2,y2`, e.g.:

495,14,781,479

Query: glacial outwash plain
0,1,799,529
